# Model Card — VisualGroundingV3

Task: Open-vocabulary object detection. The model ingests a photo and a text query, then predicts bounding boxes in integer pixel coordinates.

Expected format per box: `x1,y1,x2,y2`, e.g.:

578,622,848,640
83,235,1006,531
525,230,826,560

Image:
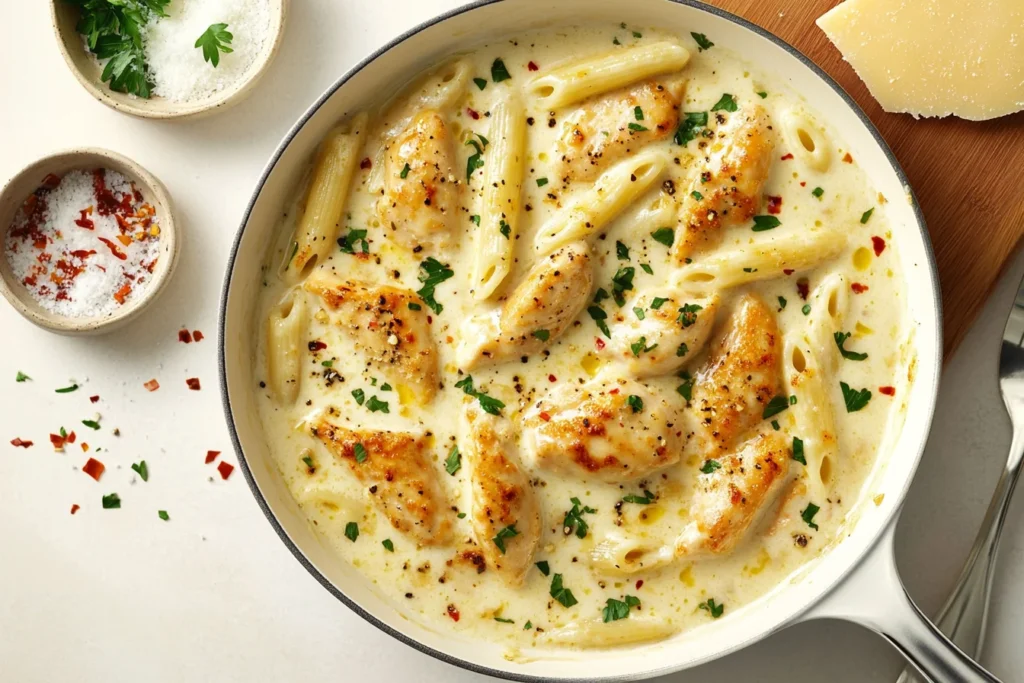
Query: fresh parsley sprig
195,23,234,68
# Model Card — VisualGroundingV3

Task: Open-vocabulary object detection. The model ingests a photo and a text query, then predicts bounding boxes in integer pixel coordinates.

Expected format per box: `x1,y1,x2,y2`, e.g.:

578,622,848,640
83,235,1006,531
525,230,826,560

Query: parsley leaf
630,337,657,357
491,58,511,82
603,595,641,622
445,445,461,475
55,384,79,394
82,419,101,430
588,302,611,338
650,297,668,309
762,395,791,419
676,342,689,357
651,227,675,247
711,93,738,112
493,524,519,553
354,443,368,464
633,307,645,320
195,23,234,68
494,616,515,624
778,296,788,309
699,598,724,618
611,267,636,306
400,163,411,179
351,388,365,405
677,371,695,402
841,382,872,412
466,136,487,182
700,459,721,474
563,497,596,538
628,122,649,132
15,371,30,382
834,332,868,361
382,538,395,552
752,215,781,232
677,303,703,328
792,437,807,465
102,493,121,509
622,489,655,505
416,257,455,314
674,111,709,146
861,208,875,224
532,329,551,342
131,460,148,481
691,190,703,201
366,396,389,413
691,32,714,51
158,510,169,521
550,573,578,608
802,303,812,315
801,503,821,530
812,186,824,198
627,394,643,413
473,77,487,90
535,560,550,576
337,228,369,254
616,240,631,260
454,375,505,415
344,522,359,542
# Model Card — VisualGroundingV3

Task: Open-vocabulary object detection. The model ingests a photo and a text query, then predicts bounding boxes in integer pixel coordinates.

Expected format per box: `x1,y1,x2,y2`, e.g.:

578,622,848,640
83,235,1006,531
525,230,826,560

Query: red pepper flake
10,438,33,448
636,580,644,590
186,377,201,391
113,283,132,304
308,340,327,352
65,431,76,444
41,173,62,190
538,411,551,422
81,443,90,453
359,157,372,170
178,329,193,343
851,282,869,294
50,433,66,450
192,330,204,342
872,236,886,256
799,181,806,187
527,60,539,72
89,395,100,403
144,379,160,392
447,604,461,621
97,237,128,260
74,208,95,230
70,504,80,515
780,153,794,160
783,269,794,276
548,374,557,382
595,337,606,350
797,278,810,300
843,152,854,163
879,386,896,396
82,457,105,481
466,107,480,120
766,195,783,214
609,388,620,395
205,450,220,464
217,461,235,480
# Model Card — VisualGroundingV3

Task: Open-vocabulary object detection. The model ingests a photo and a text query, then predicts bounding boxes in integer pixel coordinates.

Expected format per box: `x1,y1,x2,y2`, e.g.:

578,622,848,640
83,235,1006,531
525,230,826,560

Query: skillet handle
803,523,1002,683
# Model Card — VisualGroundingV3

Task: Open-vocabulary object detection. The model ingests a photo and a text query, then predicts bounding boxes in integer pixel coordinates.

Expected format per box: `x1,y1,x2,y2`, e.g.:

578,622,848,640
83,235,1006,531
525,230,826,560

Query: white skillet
218,1,997,680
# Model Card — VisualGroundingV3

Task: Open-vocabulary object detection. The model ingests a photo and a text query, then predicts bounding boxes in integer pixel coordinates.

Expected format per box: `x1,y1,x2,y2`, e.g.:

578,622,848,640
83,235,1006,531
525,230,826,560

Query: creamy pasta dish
254,24,910,652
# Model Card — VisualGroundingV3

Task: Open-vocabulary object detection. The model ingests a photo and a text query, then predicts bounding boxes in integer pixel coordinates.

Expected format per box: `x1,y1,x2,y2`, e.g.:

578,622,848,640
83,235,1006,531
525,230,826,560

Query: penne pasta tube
472,89,528,299
780,108,832,172
527,42,690,109
544,615,679,648
805,272,849,376
782,332,839,499
266,289,306,404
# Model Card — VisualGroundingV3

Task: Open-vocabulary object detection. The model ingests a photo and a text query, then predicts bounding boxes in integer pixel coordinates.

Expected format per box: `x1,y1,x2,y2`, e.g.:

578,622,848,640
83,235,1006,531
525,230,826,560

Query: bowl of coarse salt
0,149,179,335
51,0,287,119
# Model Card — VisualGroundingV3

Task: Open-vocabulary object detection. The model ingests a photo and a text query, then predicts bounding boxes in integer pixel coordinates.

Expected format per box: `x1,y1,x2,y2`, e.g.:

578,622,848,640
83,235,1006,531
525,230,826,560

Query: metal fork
896,274,1024,683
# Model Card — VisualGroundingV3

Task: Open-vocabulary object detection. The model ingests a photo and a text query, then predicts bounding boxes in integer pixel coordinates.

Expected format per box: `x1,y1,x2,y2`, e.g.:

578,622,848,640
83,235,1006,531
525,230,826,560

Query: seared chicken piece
688,293,781,458
305,274,439,402
672,105,775,263
312,418,452,546
461,406,542,586
378,110,459,252
677,431,791,555
609,291,719,378
521,377,684,483
457,242,593,368
556,79,685,183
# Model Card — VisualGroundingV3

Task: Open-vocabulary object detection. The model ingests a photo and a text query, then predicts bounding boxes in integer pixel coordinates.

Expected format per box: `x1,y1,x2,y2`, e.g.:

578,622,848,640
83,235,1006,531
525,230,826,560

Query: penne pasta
266,289,306,404
780,108,832,172
534,149,668,255
671,229,847,293
783,333,839,499
544,615,679,648
805,272,849,376
472,89,528,299
527,42,690,109
284,113,367,281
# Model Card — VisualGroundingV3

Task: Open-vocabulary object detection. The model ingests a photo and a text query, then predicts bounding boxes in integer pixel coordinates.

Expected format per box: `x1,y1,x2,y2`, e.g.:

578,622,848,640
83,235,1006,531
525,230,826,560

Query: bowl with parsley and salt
51,0,287,119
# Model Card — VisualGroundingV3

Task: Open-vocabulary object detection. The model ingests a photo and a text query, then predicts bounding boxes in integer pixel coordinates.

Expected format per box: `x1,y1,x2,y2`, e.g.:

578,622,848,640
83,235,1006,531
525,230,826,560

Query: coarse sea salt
4,170,162,319
144,0,272,103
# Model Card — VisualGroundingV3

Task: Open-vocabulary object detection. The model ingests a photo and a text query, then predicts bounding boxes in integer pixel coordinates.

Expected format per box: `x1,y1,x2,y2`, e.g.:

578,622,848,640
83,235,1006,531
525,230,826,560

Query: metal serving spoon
896,274,1024,683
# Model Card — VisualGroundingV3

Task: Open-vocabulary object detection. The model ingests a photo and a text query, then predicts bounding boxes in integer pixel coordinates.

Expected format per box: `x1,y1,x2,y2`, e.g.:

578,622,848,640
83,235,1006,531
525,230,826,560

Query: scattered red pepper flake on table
50,433,66,450
10,438,33,448
851,282,869,294
81,443,89,452
144,379,160,391
205,450,220,464
186,377,201,391
66,431,77,444
879,386,896,396
217,461,234,480
82,457,105,481
70,504,80,515
178,329,193,343
766,195,782,214
780,153,794,160
192,330,204,342
89,395,100,403
872,236,886,256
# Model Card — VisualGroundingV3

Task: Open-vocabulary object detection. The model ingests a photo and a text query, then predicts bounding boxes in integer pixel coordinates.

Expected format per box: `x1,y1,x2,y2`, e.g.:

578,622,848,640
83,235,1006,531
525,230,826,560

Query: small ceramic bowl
0,148,179,335
50,0,287,120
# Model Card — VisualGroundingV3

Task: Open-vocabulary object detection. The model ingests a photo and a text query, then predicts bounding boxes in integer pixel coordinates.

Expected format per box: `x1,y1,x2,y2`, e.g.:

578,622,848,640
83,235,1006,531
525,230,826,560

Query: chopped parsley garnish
700,459,722,474
102,493,121,509
532,329,551,342
82,419,101,430
752,215,781,232
630,337,657,357
302,455,314,469
812,186,824,198
834,332,868,361
613,36,621,45
383,539,395,552
778,296,787,309
491,58,511,82
757,91,768,99
861,208,875,224
801,503,821,530
499,219,511,239
380,383,392,391
536,177,549,187
711,93,738,112
699,598,724,618
633,307,645,320
470,214,481,226
792,437,807,465
523,621,533,630
473,77,487,90
611,266,636,306
494,616,515,624
622,489,655,505
535,560,550,576
408,302,422,311
465,134,487,182
416,257,455,314
400,163,411,179
841,382,872,412
563,497,596,538
338,228,370,254
131,460,149,481
627,394,644,413
677,371,694,402
351,388,365,405
632,30,642,38
344,522,359,542
790,395,798,405
802,304,812,315
158,510,170,521
195,23,234,67
676,342,689,357
691,32,714,51
603,595,641,622
690,190,703,201
354,442,368,464
743,267,757,273
457,512,467,519
651,227,675,247
492,524,519,553
674,111,709,146
445,445,461,475
762,395,791,419
628,122,649,132
15,371,30,382
454,375,505,415
640,263,654,275
55,384,79,394
616,240,631,260
771,419,780,431
634,106,644,121
677,303,703,328
550,573,578,608
366,396,390,413
287,241,298,267
588,301,611,338
650,297,668,309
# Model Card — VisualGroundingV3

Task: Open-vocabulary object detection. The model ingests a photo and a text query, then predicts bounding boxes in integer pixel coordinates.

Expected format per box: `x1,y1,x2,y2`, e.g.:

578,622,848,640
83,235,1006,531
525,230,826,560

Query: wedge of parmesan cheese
817,0,1024,121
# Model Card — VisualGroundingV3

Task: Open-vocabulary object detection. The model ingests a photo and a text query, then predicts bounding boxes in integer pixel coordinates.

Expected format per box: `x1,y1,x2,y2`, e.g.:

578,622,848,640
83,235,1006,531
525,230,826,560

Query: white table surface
2,1,1022,681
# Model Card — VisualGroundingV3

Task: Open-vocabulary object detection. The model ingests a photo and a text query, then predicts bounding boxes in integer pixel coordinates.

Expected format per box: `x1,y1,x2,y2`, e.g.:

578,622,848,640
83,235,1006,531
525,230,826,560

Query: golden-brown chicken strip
313,419,452,546
688,293,781,457
672,105,775,263
521,377,684,483
609,291,719,378
461,406,542,586
305,274,439,402
677,431,791,555
556,79,684,183
457,242,593,368
378,110,459,252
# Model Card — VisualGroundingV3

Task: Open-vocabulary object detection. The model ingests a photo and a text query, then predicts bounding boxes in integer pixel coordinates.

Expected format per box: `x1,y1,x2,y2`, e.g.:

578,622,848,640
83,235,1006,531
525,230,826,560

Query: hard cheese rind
817,0,1024,121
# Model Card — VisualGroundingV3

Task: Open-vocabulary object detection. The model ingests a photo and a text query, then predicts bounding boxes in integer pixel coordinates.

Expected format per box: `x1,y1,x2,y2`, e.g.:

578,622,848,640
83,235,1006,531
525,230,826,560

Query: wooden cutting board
711,0,1024,359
